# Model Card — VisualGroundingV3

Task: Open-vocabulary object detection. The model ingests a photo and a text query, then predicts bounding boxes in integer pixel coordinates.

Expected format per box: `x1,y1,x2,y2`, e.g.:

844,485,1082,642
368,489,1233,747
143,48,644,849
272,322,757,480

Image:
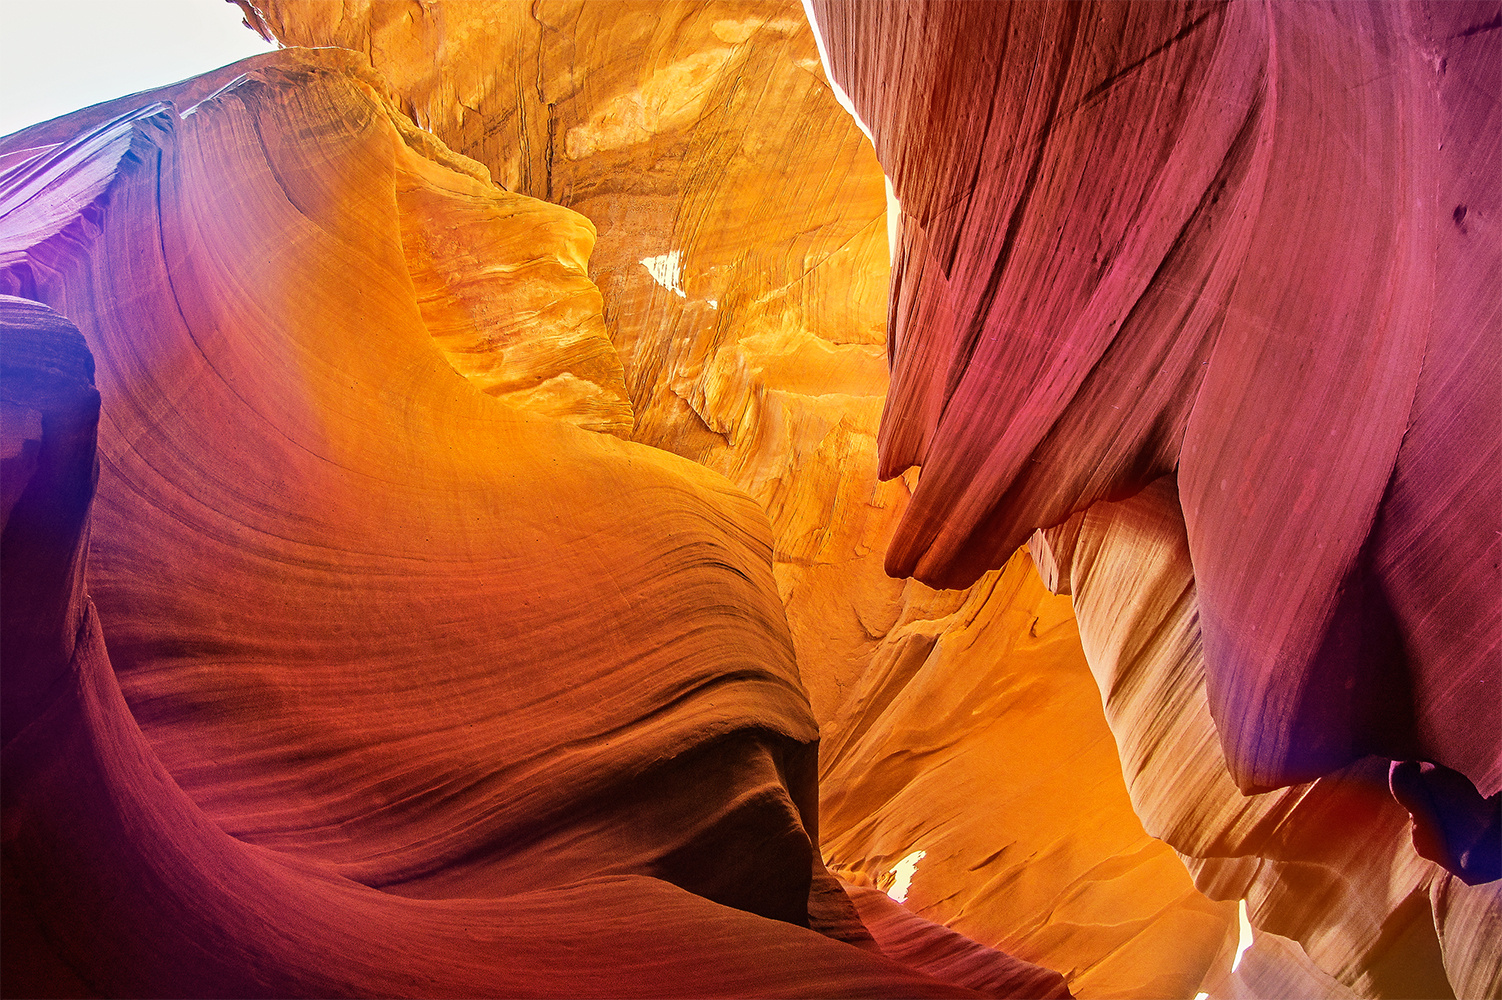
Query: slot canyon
1,1,1497,997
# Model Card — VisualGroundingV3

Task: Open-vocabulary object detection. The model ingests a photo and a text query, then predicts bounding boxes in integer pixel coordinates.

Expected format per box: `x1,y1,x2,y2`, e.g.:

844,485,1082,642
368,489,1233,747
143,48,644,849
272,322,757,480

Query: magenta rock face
806,0,1499,869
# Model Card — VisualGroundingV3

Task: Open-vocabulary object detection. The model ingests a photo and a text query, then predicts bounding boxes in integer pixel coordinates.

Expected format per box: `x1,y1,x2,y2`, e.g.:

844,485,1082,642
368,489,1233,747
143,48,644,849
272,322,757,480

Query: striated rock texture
1199,924,1363,1000
818,550,1234,999
4,0,1495,997
0,300,990,999
806,0,1500,880
1030,479,1500,996
243,2,1242,994
3,50,803,913
393,149,635,435
0,49,1064,997
842,882,1074,999
247,0,900,725
2,52,631,438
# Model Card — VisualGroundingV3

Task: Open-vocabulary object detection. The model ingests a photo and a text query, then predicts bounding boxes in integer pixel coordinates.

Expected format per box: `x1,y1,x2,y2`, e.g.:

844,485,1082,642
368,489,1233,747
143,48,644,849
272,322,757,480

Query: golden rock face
393,140,635,434
256,0,898,724
0,35,1048,1000
819,551,1234,999
6,50,819,913
1031,480,1483,999
230,0,877,710
246,3,1246,995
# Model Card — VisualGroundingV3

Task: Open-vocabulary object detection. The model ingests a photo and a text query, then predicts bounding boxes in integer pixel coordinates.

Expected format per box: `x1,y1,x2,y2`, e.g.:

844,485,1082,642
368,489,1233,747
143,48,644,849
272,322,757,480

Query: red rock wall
807,0,1500,870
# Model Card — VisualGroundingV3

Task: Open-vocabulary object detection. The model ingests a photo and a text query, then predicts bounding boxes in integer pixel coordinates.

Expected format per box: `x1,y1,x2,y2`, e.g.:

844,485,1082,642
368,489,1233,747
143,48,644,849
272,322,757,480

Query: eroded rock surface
246,0,898,724
842,882,1075,999
795,1,1499,992
1031,479,1498,997
240,4,1246,995
0,50,1022,997
819,550,1233,999
5,50,813,911
804,0,1500,813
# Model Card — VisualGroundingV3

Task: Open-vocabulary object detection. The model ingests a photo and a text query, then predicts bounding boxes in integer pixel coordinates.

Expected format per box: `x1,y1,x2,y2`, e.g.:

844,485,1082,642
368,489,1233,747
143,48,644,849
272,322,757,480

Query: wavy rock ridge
805,0,1500,808
0,49,1067,997
807,0,1500,992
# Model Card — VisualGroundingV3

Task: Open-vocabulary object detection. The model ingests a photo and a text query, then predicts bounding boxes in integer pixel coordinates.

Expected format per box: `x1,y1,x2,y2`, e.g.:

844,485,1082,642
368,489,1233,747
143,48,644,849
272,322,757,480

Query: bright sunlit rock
886,850,926,904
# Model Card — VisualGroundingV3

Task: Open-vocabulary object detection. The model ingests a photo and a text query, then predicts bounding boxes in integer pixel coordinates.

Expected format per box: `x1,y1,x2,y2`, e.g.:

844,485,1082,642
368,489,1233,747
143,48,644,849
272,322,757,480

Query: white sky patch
885,174,902,267
1232,898,1255,972
640,250,687,298
797,2,902,271
0,0,277,137
799,0,876,145
886,849,926,904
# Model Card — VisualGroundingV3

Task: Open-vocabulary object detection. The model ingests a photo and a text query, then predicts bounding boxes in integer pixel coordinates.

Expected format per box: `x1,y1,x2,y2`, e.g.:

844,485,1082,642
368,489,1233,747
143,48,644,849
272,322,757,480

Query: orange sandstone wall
2,51,1044,997
241,3,1241,994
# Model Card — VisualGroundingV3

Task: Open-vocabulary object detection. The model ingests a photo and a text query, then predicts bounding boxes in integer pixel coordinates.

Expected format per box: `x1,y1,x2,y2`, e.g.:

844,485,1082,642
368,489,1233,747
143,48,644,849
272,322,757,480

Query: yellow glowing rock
244,7,1241,997
818,550,1234,999
393,139,634,434
3,47,1014,996
251,0,896,726
1031,479,1489,997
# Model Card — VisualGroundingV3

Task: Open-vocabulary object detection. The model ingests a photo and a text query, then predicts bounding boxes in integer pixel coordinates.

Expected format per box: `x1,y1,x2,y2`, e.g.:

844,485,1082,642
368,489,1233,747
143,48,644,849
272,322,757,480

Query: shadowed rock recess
1,2,1495,997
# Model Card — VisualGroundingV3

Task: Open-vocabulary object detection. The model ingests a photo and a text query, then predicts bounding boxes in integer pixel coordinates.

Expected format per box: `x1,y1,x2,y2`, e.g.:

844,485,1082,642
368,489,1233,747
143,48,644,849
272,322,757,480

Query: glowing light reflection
1233,898,1255,972
886,849,926,904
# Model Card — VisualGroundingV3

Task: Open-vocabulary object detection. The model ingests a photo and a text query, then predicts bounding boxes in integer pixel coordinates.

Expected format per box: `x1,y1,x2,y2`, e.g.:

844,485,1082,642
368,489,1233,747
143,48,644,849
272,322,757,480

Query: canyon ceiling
1,1,1498,998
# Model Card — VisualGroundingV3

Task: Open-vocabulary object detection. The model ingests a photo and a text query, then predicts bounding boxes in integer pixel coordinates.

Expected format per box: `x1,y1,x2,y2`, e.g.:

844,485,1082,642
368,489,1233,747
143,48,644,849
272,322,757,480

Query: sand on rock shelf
2,1,1497,998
